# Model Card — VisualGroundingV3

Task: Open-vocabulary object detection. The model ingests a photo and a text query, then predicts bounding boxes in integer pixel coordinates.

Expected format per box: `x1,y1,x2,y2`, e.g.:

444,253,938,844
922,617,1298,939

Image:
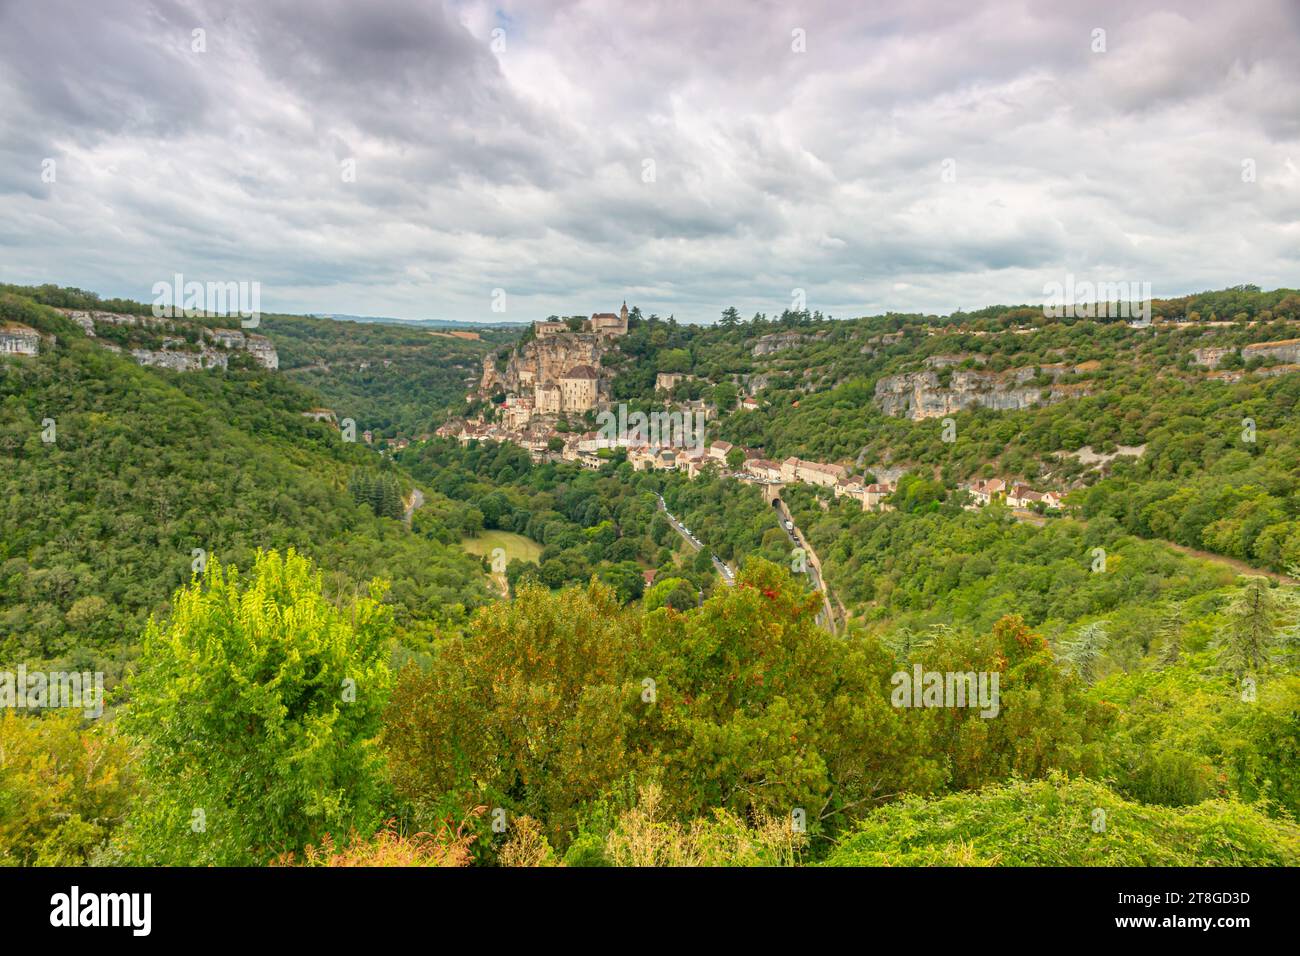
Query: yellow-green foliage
120,549,393,865
0,711,134,865
595,783,807,867
384,562,1119,854
1095,663,1300,816
273,817,477,868
825,774,1300,866
501,784,807,867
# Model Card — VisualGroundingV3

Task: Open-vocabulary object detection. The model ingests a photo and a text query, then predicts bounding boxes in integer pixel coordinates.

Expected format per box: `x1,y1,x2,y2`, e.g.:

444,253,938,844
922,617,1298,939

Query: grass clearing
459,530,543,565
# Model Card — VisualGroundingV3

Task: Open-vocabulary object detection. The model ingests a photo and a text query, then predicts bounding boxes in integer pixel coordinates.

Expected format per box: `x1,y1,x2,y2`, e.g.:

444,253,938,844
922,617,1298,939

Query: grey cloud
0,0,1296,322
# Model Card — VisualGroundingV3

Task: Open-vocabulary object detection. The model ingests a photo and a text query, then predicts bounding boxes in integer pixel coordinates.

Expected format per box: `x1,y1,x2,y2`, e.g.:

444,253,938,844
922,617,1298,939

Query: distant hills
316,313,528,330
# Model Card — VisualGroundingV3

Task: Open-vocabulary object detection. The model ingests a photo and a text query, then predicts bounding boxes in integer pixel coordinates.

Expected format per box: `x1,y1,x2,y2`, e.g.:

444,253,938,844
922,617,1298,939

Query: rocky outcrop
207,328,279,369
924,353,986,369
483,331,609,398
131,348,229,371
1243,338,1300,364
56,309,278,371
0,323,42,356
874,366,1092,420
751,331,828,357
1192,339,1300,369
1191,346,1234,368
60,309,173,335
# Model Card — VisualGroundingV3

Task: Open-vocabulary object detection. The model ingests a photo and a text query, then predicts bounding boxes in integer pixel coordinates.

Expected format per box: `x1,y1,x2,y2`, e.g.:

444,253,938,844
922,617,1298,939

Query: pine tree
884,624,937,662
1218,576,1280,677
1061,621,1109,685
1156,606,1184,667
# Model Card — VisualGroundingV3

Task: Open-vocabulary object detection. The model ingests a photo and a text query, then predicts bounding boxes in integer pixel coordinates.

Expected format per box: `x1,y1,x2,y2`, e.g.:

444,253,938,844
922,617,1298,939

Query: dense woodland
2,285,1298,868
0,292,492,683
262,312,515,439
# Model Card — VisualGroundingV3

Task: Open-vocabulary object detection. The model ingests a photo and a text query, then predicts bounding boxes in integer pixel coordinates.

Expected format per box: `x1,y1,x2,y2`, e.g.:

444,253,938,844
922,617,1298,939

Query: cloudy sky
1,0,1297,324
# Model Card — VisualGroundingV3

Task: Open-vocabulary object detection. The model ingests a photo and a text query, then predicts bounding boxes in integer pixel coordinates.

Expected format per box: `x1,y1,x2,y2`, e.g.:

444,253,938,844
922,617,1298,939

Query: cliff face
751,331,828,356
1191,346,1235,368
57,309,278,371
482,332,608,395
127,346,228,370
479,353,502,391
1242,338,1300,364
874,367,1091,420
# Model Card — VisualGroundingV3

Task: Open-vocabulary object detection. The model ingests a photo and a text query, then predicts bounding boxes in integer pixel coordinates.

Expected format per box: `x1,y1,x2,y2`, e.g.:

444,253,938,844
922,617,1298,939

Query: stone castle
479,303,628,421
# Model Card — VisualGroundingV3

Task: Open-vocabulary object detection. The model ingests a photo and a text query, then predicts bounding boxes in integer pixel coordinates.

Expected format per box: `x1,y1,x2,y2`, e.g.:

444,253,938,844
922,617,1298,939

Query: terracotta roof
563,365,600,380
803,461,847,477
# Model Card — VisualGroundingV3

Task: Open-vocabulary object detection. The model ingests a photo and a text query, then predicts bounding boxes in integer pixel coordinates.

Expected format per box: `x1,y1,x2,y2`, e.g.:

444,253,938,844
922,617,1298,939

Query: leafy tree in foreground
384,562,946,852
383,578,641,850
1155,606,1184,666
825,773,1300,866
121,549,393,865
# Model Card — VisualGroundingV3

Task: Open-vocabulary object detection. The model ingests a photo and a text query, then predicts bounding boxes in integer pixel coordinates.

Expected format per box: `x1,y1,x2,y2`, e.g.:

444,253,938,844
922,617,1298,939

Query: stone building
559,365,600,413
502,395,535,429
534,382,562,415
781,457,847,488
744,458,784,482
534,321,568,337
590,302,629,337
656,371,688,392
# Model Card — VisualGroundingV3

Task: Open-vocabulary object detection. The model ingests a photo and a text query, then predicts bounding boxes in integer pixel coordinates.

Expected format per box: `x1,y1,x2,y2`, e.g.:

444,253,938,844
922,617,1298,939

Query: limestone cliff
751,330,827,357
57,309,279,371
874,366,1092,420
482,331,608,396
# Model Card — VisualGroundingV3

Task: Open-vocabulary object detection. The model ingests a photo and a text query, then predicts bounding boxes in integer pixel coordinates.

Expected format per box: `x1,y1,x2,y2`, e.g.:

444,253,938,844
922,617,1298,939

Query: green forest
2,285,1298,869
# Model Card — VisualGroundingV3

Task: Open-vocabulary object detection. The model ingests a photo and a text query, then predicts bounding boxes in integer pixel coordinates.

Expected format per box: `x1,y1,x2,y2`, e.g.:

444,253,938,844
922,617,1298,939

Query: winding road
770,494,838,635
656,494,736,586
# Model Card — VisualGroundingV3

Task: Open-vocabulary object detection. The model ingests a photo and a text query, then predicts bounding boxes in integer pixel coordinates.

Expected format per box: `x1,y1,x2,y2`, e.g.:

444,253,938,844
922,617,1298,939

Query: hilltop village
436,305,1068,515
479,303,629,422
